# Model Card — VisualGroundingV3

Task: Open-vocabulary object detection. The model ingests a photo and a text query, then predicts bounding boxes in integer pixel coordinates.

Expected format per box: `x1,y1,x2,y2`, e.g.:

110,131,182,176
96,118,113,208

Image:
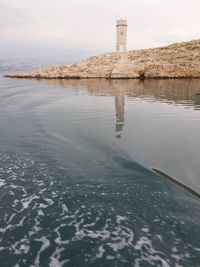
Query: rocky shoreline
4,39,200,79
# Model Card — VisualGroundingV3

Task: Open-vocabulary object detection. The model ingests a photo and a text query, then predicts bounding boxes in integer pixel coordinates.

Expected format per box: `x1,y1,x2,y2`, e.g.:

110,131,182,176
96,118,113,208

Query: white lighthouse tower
116,19,128,52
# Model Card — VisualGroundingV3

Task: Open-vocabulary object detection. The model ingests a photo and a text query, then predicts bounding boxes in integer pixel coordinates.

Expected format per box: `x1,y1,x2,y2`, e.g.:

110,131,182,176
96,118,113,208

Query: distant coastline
4,39,200,79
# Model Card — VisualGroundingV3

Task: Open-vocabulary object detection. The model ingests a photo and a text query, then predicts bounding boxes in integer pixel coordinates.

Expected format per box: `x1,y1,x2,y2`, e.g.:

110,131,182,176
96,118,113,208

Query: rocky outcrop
5,39,200,79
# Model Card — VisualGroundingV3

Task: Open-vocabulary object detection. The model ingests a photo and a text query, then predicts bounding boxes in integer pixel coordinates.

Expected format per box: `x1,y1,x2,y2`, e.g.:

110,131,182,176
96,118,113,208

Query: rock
5,39,200,79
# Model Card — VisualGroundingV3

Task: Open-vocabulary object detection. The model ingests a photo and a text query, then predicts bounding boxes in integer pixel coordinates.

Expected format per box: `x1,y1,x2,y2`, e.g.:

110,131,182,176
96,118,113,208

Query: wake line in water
113,155,200,199
153,168,200,199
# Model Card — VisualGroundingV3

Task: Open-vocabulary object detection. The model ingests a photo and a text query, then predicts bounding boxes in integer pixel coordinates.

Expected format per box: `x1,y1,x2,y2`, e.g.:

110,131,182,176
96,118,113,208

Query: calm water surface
0,77,200,267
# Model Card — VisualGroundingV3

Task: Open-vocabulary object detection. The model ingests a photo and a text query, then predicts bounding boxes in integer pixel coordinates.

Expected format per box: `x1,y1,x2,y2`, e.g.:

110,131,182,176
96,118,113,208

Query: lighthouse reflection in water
115,91,125,138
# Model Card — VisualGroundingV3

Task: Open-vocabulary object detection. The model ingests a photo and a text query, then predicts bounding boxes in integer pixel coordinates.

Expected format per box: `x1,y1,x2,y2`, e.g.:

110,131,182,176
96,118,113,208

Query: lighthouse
116,19,128,52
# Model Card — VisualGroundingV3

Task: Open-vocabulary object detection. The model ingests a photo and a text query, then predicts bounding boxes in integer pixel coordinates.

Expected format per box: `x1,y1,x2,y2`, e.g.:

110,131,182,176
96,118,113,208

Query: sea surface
0,75,200,267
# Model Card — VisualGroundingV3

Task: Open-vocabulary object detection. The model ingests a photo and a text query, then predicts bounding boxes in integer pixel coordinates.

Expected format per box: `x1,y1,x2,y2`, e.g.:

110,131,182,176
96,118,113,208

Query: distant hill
5,39,200,79
0,60,55,74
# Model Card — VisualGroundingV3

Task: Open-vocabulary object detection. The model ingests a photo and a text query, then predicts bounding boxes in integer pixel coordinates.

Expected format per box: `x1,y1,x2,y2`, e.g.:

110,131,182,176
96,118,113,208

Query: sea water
0,77,199,267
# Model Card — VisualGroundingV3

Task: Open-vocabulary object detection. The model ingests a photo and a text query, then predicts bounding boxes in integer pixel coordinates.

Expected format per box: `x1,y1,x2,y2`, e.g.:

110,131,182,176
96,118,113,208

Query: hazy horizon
1,0,200,62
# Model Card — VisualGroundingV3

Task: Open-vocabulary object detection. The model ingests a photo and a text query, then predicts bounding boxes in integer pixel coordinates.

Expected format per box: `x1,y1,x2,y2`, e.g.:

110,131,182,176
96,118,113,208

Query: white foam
96,245,105,258
0,179,6,187
134,236,170,267
21,195,39,209
12,239,30,255
49,257,62,267
34,236,50,267
116,215,127,224
142,227,149,233
39,203,48,209
49,247,70,267
55,223,70,245
106,255,115,260
44,198,54,205
61,204,69,213
38,209,44,216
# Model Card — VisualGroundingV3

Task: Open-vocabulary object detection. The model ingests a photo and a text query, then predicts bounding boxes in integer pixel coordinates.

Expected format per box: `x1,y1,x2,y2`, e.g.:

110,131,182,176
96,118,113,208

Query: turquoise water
0,77,200,267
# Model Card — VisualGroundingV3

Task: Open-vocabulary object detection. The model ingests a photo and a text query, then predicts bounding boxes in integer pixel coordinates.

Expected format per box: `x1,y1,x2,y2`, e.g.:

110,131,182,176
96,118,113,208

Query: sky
0,0,200,62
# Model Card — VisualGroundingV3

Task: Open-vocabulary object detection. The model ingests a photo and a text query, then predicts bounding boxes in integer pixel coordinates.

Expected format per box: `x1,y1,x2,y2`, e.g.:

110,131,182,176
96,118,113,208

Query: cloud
1,0,200,60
